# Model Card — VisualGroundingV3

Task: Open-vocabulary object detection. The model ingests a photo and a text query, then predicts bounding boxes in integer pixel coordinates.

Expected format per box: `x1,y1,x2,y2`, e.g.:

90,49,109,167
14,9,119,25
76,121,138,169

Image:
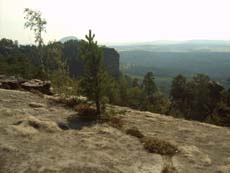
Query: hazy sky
1,0,230,45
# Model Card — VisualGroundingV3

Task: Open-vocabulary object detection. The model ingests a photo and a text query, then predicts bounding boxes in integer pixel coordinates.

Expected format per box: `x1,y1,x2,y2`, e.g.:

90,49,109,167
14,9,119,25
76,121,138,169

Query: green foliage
44,42,66,73
120,50,230,90
104,72,170,115
169,73,230,126
184,74,211,120
50,71,79,96
0,38,78,96
144,92,171,114
24,8,47,73
105,78,121,104
44,41,78,96
126,86,143,108
117,75,129,105
142,72,157,97
103,108,127,119
170,74,187,102
132,78,140,87
24,8,47,47
0,38,41,79
207,102,230,126
0,38,18,48
170,74,191,117
79,30,109,116
2,35,230,127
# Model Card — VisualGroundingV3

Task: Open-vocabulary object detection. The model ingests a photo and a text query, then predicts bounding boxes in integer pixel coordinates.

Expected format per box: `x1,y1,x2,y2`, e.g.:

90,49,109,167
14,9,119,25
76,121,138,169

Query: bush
50,71,79,97
107,116,124,129
142,137,178,156
74,104,98,121
126,127,144,139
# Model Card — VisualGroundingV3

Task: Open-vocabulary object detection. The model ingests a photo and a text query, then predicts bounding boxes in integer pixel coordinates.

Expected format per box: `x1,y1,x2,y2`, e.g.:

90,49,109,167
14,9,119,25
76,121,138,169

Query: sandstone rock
28,102,46,108
0,143,18,153
179,145,212,166
0,77,25,90
0,76,53,95
67,46,120,78
103,48,120,79
21,79,53,95
12,116,62,134
1,89,230,173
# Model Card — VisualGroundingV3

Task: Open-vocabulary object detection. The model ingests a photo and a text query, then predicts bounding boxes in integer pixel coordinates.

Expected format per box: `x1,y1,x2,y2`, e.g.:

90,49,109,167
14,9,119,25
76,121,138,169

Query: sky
1,0,230,45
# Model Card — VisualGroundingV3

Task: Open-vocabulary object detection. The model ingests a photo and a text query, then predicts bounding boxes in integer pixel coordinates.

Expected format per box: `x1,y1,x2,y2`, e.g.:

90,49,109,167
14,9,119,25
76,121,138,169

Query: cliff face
0,88,230,173
102,48,120,78
64,41,120,78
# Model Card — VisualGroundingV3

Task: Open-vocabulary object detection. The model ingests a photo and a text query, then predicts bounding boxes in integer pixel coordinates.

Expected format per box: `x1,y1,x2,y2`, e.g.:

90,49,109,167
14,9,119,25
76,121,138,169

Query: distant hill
59,36,79,43
113,40,230,52
117,41,230,94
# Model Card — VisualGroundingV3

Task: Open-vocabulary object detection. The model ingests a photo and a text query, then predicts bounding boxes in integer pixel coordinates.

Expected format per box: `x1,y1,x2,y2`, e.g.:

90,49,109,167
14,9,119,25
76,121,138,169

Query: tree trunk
95,98,100,118
96,99,101,117
38,36,45,75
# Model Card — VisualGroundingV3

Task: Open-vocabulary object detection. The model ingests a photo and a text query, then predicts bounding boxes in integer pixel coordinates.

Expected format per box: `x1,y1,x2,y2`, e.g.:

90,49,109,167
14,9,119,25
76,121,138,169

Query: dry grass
107,116,124,129
162,166,178,173
0,155,6,173
29,89,44,98
58,97,79,107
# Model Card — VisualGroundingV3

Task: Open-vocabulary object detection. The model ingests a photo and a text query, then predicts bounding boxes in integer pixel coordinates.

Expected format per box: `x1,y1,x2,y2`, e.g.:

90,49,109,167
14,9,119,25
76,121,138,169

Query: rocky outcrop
63,40,120,78
0,75,53,95
21,79,53,95
103,48,120,78
0,88,230,173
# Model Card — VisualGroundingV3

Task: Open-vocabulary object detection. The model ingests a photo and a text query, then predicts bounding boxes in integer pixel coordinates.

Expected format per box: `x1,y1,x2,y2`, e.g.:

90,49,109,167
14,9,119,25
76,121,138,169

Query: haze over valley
114,40,230,94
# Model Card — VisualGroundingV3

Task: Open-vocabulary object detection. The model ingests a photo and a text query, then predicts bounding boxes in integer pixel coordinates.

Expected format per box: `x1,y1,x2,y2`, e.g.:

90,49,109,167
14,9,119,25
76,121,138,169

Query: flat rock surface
0,89,230,173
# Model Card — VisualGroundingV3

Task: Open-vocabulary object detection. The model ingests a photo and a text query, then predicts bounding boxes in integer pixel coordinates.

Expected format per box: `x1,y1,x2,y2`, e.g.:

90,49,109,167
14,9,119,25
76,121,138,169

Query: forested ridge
1,36,230,127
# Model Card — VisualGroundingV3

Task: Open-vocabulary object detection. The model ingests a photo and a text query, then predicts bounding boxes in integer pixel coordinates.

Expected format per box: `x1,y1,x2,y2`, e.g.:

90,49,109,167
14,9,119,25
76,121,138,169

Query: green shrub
50,71,79,97
117,109,127,115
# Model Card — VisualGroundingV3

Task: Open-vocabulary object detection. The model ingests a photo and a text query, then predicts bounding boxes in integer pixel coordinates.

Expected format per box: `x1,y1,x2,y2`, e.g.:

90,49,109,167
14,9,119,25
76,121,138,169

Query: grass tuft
142,137,178,156
126,127,144,139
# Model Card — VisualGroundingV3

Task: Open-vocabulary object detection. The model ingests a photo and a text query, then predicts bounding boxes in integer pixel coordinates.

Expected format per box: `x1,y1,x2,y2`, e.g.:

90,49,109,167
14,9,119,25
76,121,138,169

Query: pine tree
142,72,157,98
170,74,190,116
80,30,108,116
170,74,188,106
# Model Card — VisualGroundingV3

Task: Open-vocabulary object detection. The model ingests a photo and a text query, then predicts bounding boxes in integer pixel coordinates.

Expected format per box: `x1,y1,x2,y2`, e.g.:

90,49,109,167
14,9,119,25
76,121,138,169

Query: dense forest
119,48,230,94
0,37,230,126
